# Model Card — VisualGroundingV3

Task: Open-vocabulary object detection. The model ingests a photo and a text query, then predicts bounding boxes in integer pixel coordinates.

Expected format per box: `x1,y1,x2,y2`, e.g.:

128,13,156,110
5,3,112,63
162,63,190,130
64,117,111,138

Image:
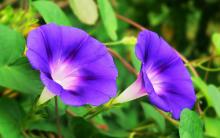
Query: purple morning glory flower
115,30,196,119
26,23,118,106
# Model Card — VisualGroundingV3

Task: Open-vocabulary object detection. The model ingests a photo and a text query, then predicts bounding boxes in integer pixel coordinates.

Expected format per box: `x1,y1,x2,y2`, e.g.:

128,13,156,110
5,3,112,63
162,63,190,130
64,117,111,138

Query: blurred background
0,0,220,138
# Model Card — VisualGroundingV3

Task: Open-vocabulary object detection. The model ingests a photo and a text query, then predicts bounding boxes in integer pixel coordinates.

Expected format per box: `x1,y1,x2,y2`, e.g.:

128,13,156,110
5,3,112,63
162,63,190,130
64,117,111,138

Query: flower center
51,62,79,91
146,69,163,95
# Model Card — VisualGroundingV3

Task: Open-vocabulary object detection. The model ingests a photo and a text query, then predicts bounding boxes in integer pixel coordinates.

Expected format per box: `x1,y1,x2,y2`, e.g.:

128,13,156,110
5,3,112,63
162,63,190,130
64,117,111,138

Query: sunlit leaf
68,0,98,25
193,77,220,117
97,0,118,41
212,33,220,55
192,77,209,101
179,109,203,138
207,85,220,117
33,0,71,26
204,117,220,138
192,77,208,93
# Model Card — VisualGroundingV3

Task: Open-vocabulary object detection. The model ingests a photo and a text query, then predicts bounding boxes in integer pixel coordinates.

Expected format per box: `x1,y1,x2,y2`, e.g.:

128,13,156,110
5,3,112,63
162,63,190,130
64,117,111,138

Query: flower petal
136,30,196,119
27,23,89,73
27,23,118,106
38,87,55,105
40,72,63,95
60,86,111,106
115,74,147,103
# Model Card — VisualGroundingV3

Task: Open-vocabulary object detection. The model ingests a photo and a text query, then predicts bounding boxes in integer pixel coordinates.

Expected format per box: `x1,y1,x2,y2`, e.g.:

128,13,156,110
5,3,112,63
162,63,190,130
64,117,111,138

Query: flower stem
116,14,146,31
198,65,220,72
133,123,155,131
55,97,62,138
85,106,106,120
21,130,29,138
156,109,179,126
83,99,115,120
108,48,138,76
104,41,123,46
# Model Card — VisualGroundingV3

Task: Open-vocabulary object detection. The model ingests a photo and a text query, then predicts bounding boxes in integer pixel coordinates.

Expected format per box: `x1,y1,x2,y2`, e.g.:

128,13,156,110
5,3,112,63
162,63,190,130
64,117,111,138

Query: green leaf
114,107,138,130
69,117,113,138
148,5,169,26
192,77,209,101
67,106,88,116
0,98,25,138
0,57,43,94
141,102,165,132
179,109,203,138
128,44,141,70
0,24,24,66
29,120,75,138
204,117,220,138
193,77,220,117
33,0,71,26
192,76,208,94
212,33,220,55
0,25,43,94
207,85,220,117
96,104,131,137
97,0,118,41
29,121,57,133
68,0,98,25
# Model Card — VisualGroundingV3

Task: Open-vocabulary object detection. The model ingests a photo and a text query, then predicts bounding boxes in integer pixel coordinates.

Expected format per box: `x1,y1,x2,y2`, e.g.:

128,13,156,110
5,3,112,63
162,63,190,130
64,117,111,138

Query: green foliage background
0,0,220,138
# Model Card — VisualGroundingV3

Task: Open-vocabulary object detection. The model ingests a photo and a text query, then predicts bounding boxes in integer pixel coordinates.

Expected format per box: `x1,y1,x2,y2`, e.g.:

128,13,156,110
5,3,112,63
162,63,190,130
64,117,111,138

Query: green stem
21,97,46,138
85,106,106,120
21,96,51,137
104,41,123,46
133,123,155,131
83,99,115,120
55,97,62,138
82,106,101,118
21,130,29,138
129,132,136,138
82,98,179,127
198,65,220,72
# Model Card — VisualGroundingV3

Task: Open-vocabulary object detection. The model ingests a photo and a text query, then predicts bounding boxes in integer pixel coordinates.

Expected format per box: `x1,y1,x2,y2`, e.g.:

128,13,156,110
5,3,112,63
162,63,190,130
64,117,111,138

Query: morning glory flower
26,23,118,106
115,30,196,119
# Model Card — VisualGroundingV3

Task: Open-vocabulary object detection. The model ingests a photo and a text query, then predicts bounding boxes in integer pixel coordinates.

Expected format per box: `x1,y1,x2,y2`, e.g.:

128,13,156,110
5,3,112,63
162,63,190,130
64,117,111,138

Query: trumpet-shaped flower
27,23,118,106
116,30,196,119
